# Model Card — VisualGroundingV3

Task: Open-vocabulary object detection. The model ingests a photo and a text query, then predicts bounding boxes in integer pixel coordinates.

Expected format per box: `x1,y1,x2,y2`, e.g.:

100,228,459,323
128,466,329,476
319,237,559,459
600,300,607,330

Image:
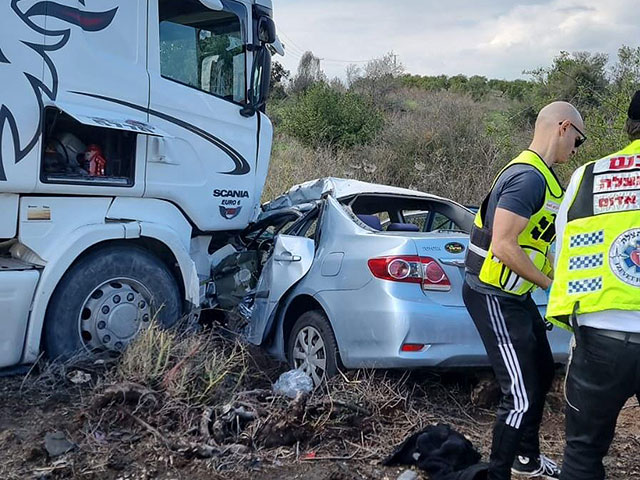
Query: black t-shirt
466,157,547,298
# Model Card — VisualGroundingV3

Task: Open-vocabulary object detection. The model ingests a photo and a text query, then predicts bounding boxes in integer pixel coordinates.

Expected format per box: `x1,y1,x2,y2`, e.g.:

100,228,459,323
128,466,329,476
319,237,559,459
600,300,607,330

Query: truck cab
0,0,280,368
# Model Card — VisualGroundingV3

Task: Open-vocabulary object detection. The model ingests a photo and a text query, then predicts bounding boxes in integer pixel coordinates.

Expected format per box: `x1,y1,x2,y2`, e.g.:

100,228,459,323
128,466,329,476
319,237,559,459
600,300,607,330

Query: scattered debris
397,470,419,480
273,369,314,399
470,377,500,408
91,382,157,412
7,327,636,479
67,370,92,384
32,458,73,478
43,431,76,457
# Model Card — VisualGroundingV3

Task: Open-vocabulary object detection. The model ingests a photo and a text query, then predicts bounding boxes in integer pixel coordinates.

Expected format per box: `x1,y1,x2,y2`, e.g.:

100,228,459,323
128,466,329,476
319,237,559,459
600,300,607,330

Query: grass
115,324,260,406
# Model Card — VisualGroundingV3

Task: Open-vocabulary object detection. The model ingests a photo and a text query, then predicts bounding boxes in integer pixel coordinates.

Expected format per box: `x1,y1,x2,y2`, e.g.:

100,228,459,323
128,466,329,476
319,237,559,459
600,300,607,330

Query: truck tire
287,310,341,387
43,244,182,361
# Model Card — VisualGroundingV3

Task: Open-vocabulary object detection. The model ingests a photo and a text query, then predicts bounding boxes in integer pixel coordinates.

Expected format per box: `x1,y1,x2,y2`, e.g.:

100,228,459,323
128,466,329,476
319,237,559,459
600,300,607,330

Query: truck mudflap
0,258,40,368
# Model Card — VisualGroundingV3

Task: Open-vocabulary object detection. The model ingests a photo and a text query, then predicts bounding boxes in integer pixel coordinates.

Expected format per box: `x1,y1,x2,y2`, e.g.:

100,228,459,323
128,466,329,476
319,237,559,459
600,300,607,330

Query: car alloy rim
78,278,153,354
292,326,327,387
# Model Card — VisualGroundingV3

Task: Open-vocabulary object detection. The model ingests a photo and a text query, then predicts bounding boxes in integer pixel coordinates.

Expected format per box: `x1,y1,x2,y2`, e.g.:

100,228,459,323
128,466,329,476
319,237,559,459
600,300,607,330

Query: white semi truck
0,0,283,368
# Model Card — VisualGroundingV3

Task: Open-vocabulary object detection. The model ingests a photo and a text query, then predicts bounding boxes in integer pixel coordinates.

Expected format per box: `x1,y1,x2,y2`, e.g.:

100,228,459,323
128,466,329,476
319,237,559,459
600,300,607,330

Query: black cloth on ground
384,424,488,480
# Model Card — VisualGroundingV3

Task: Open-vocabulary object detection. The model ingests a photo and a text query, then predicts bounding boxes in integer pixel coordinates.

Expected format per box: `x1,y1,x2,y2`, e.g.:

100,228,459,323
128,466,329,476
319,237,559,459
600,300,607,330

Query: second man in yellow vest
547,91,640,480
463,101,586,480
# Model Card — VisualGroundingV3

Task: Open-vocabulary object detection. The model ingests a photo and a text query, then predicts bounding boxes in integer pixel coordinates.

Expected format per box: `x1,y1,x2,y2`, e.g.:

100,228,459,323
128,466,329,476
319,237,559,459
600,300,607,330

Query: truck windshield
159,0,247,104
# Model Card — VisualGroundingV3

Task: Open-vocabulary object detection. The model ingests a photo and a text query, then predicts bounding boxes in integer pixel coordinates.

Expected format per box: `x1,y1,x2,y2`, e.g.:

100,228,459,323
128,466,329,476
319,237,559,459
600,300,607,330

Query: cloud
272,0,637,80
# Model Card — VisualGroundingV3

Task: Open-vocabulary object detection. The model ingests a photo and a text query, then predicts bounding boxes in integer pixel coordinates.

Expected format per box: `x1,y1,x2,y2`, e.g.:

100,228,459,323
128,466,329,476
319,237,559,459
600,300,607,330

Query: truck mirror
240,45,272,118
257,16,276,44
199,0,224,11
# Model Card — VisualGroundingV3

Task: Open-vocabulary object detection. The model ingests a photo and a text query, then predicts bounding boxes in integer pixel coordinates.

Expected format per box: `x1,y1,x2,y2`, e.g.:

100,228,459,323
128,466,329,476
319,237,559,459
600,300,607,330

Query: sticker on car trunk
445,242,465,254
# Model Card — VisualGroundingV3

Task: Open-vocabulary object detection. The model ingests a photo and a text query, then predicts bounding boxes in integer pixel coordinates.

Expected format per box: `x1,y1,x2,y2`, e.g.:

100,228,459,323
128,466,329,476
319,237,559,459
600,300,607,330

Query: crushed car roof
263,177,445,211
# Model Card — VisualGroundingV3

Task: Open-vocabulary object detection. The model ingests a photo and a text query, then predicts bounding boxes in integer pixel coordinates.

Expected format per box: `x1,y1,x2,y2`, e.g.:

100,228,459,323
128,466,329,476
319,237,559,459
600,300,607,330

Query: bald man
463,102,586,479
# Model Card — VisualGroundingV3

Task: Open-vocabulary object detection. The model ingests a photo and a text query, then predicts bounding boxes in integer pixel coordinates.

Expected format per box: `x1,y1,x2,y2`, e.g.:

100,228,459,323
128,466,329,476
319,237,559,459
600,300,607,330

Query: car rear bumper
320,283,571,369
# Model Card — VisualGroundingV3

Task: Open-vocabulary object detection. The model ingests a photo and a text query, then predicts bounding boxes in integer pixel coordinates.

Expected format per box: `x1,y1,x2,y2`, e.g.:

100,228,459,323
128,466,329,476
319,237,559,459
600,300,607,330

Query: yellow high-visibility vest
465,150,564,295
547,141,640,330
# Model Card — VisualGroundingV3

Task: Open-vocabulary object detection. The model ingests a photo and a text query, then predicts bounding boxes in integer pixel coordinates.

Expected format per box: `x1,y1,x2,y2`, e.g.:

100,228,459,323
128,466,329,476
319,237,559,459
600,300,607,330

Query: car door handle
440,259,466,267
274,251,302,262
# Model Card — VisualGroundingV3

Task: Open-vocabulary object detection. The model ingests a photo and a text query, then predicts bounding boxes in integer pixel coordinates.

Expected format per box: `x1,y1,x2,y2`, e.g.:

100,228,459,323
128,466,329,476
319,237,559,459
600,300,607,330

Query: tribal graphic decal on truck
0,0,118,181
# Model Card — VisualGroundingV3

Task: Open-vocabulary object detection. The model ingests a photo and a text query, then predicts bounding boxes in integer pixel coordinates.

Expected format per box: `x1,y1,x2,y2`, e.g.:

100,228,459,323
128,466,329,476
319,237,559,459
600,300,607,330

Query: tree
349,52,404,101
269,61,290,100
611,45,640,94
280,84,383,148
289,51,325,95
528,51,609,110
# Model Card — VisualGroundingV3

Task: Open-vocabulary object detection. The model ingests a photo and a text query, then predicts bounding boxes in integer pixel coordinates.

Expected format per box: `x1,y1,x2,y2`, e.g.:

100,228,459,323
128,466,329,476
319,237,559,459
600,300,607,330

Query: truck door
147,0,258,232
35,0,149,198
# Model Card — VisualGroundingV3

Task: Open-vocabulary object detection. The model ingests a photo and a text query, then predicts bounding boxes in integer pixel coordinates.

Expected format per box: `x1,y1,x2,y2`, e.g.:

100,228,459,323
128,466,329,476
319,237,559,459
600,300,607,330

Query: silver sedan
217,178,571,386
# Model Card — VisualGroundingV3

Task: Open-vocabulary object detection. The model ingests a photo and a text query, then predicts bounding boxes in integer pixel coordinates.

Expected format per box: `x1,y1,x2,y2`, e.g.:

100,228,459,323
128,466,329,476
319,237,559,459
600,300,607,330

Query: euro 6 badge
609,228,640,287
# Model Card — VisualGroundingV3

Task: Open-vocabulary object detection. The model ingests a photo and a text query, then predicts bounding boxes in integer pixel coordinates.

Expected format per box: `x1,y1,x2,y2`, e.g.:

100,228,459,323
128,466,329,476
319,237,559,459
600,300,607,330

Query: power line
319,57,371,64
278,29,373,65
278,30,308,56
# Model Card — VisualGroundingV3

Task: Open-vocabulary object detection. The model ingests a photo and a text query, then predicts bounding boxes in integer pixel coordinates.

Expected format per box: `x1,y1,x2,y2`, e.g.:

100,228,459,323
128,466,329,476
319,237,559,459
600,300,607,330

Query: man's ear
558,120,570,137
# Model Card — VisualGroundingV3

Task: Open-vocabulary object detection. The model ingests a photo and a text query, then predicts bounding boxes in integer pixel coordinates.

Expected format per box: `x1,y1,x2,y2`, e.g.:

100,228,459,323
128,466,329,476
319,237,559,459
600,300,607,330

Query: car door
247,235,315,345
146,0,258,231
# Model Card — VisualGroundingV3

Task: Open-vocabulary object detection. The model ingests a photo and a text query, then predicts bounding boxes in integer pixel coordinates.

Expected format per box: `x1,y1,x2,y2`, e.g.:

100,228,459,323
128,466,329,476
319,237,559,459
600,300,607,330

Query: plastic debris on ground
272,369,313,399
44,431,76,457
67,370,92,384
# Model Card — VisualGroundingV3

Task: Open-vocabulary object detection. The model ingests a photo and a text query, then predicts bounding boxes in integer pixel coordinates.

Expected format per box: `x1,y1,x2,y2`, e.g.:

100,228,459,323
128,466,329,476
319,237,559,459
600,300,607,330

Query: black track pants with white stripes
463,283,556,480
561,327,640,480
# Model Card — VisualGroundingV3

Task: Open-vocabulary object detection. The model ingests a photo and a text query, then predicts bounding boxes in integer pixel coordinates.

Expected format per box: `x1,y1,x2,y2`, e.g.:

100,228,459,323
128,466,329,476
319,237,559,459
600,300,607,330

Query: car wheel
287,310,340,387
43,244,182,361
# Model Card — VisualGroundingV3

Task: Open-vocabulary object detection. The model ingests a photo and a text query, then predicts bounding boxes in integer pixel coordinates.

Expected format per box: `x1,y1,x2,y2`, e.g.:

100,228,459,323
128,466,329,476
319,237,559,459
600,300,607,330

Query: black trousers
560,326,640,480
463,283,556,480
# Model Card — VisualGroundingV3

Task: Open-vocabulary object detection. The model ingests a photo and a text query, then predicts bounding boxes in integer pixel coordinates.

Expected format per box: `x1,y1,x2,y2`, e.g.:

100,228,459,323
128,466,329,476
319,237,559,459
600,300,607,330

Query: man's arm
491,207,552,290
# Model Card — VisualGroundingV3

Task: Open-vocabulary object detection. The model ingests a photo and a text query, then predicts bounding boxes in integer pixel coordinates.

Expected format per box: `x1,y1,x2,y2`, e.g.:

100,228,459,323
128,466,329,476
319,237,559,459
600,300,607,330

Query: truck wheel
44,245,182,361
287,310,340,387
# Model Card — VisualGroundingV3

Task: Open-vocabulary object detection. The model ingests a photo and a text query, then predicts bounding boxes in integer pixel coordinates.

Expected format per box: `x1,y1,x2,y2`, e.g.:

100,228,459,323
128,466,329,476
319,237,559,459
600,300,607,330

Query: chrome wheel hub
292,326,327,387
79,278,152,353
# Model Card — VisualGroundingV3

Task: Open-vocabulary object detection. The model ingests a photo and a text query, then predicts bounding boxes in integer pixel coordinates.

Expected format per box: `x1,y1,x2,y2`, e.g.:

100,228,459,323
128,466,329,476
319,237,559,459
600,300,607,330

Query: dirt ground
1,368,639,480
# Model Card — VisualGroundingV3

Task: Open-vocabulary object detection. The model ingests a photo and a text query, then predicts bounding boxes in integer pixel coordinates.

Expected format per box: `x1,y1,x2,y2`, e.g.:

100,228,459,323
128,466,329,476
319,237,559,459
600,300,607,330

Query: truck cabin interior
159,0,246,104
41,108,136,186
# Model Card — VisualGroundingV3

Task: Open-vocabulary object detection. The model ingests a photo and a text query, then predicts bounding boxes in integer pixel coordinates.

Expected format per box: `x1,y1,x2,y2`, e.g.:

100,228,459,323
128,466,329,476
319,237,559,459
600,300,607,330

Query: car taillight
368,256,451,291
421,258,451,291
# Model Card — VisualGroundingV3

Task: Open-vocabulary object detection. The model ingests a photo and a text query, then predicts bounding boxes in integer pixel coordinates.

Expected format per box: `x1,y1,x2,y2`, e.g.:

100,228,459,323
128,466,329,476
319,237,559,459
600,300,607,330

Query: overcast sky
272,0,638,81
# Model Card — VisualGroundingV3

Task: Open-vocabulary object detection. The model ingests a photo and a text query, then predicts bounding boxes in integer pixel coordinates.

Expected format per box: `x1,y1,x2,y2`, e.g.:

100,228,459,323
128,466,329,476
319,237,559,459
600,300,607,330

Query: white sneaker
512,454,561,479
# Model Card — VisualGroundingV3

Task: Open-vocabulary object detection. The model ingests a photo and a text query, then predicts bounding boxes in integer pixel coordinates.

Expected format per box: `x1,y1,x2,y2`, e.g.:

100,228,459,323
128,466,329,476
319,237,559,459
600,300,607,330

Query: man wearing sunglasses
547,91,640,480
464,101,585,480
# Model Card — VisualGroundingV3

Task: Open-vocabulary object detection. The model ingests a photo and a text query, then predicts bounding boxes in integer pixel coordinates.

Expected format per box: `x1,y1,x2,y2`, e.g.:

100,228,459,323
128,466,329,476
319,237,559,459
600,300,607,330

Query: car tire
287,310,340,387
43,244,182,361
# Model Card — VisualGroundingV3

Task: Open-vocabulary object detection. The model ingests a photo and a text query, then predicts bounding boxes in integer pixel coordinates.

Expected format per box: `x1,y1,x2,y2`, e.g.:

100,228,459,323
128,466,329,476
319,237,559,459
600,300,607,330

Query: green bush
279,84,384,148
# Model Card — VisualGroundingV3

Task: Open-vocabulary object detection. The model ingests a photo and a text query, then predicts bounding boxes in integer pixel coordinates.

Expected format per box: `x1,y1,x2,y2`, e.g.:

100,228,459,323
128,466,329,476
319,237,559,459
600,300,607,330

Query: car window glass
374,211,391,228
403,210,430,231
159,0,246,103
430,212,462,232
304,218,319,239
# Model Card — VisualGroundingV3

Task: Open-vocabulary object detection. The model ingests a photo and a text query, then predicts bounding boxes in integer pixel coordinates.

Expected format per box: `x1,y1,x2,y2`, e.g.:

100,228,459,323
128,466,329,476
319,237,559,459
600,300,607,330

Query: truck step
0,256,40,271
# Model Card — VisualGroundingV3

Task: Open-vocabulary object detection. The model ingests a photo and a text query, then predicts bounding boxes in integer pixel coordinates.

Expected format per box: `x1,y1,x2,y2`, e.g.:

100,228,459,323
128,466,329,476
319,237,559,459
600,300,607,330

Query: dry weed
114,324,266,406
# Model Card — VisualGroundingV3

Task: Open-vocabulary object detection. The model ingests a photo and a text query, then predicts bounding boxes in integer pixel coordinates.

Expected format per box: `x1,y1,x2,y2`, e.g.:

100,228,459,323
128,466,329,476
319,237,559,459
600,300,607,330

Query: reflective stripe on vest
465,150,564,296
547,141,640,330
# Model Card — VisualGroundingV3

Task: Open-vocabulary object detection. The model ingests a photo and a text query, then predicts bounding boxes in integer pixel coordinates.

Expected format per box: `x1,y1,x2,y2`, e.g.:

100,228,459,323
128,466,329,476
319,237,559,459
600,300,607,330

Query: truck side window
159,0,247,103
